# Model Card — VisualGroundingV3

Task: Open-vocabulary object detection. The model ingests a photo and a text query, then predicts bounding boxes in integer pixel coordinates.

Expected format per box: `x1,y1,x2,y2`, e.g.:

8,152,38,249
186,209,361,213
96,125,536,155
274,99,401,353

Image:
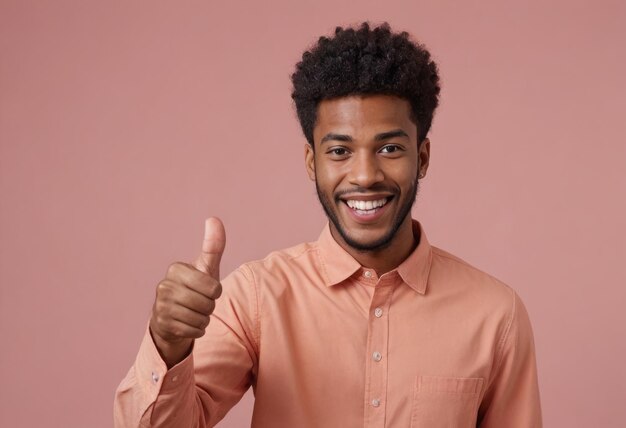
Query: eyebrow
320,129,409,145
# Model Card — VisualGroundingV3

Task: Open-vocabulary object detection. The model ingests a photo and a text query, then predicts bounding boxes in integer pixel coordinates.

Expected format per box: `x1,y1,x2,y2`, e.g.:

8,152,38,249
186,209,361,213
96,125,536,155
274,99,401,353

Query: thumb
193,217,226,278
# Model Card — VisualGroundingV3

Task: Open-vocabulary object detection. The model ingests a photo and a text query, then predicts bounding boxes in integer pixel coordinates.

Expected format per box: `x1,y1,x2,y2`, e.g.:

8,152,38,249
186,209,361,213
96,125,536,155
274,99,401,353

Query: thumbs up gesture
149,218,226,368
193,217,226,277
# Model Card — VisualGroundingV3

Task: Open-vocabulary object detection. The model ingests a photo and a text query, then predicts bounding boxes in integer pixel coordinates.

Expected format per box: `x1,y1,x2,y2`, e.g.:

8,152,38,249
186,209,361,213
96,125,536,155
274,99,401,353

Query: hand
149,217,226,368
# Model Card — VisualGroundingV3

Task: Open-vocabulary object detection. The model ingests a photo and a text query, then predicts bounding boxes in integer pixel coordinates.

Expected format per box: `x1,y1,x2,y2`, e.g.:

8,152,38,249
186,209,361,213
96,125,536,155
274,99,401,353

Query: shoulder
247,240,318,272
428,245,536,351
216,241,320,324
225,240,322,290
428,245,517,314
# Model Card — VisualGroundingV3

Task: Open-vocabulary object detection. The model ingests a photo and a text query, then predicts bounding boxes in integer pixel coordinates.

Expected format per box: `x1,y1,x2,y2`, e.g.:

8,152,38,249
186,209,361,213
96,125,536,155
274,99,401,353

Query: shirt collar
315,219,432,294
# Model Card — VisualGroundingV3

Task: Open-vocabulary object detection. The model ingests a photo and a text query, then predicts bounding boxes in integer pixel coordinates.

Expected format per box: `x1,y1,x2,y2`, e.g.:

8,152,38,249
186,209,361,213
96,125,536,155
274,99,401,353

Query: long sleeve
114,266,259,428
478,291,542,427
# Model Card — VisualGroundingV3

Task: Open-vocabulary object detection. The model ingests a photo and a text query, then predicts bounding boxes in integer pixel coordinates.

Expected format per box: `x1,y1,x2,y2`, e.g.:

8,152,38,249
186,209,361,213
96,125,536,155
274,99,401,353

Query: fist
149,217,226,367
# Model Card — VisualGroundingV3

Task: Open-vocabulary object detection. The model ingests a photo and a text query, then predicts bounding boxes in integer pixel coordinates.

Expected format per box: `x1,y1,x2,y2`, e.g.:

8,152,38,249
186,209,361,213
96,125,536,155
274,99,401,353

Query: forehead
314,95,415,138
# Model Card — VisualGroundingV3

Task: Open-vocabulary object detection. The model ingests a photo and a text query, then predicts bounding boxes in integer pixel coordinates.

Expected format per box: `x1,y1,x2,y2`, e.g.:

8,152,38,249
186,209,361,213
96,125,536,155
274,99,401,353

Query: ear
418,138,431,178
304,143,316,181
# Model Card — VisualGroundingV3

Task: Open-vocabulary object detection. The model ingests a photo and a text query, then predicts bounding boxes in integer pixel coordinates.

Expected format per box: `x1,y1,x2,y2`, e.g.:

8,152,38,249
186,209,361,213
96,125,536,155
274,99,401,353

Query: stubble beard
315,172,419,253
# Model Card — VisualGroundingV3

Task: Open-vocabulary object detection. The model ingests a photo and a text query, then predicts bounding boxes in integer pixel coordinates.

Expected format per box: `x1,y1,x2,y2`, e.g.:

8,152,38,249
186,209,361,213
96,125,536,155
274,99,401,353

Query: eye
327,147,350,158
379,145,403,154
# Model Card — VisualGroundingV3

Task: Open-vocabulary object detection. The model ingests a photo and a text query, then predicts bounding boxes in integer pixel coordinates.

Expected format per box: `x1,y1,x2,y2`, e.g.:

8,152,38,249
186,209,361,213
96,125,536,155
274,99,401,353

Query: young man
114,22,542,427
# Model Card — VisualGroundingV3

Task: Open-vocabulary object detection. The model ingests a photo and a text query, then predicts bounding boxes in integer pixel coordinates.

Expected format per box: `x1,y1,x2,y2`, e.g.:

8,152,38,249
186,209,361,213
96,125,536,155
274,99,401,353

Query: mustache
334,185,399,201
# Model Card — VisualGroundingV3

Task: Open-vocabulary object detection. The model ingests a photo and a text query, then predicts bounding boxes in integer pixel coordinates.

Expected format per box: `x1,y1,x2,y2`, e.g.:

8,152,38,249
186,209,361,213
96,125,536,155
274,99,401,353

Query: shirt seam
431,247,505,286
431,247,474,268
493,288,517,377
240,244,320,351
238,264,261,355
245,242,315,265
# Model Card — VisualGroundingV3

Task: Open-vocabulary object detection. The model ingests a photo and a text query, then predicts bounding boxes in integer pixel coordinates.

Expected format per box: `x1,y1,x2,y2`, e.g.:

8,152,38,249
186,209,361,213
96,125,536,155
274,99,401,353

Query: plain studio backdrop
1,1,625,427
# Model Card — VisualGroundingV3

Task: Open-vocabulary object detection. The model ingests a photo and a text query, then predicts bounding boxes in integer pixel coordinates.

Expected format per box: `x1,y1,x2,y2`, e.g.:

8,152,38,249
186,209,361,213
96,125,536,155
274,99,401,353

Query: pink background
1,1,625,427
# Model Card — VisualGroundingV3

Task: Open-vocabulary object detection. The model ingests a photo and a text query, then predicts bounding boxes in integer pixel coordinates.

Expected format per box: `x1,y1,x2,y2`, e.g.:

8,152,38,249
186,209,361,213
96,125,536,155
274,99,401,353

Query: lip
338,193,394,202
340,196,394,224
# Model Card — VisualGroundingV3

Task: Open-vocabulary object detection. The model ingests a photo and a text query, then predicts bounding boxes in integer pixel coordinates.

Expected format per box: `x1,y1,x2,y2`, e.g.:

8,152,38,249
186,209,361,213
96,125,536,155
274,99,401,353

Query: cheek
315,161,344,189
384,160,417,186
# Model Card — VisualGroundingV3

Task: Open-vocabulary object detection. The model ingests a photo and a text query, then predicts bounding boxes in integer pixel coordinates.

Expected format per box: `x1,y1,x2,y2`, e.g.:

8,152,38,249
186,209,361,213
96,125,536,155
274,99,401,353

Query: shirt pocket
409,375,484,428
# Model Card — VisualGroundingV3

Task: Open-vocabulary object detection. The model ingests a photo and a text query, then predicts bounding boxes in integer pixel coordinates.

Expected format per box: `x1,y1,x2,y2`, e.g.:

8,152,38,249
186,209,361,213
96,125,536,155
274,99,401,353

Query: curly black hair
291,21,441,147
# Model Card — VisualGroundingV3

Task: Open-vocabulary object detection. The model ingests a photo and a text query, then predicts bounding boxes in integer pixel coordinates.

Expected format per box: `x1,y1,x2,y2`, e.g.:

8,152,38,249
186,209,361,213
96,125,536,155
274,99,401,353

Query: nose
347,152,384,188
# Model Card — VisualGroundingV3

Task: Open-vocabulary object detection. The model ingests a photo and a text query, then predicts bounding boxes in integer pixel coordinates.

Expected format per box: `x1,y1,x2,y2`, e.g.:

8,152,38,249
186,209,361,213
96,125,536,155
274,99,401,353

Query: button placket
364,284,393,426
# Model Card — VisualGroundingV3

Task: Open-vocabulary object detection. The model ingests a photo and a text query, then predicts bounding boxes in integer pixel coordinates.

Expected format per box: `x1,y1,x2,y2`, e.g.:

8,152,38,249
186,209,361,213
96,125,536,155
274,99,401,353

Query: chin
337,226,397,252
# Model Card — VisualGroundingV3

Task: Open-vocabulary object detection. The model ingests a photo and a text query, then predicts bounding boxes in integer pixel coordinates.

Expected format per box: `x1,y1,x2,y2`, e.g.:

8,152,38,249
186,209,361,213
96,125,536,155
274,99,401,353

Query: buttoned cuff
135,326,196,397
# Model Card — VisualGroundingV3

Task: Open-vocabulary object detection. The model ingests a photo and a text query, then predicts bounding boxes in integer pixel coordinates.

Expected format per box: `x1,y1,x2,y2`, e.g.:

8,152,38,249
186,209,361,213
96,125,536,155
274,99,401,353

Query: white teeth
346,198,388,210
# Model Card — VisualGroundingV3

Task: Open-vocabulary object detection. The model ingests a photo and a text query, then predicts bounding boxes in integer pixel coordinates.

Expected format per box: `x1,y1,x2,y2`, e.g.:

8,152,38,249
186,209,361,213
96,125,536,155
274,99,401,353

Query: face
305,94,430,252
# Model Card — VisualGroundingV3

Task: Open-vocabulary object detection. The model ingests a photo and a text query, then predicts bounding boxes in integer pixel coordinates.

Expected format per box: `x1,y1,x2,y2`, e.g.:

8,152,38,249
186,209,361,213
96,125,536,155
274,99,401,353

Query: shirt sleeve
478,291,542,427
113,265,259,428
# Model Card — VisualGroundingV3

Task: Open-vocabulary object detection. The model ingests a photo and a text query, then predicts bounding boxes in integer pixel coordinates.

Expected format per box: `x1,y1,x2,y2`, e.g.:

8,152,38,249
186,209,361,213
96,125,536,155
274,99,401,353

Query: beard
315,171,419,253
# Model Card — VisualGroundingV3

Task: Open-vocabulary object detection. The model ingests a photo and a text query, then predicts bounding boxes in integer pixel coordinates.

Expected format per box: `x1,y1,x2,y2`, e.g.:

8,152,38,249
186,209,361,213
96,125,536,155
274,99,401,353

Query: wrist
149,328,194,369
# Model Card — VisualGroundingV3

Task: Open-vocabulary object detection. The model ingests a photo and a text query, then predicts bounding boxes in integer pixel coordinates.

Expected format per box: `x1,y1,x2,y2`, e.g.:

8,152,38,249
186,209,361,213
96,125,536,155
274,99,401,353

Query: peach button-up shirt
114,220,542,427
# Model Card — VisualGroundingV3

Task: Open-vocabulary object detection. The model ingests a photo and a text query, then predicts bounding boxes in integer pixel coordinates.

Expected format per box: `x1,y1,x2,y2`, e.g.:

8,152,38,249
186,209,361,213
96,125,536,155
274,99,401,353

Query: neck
330,216,418,275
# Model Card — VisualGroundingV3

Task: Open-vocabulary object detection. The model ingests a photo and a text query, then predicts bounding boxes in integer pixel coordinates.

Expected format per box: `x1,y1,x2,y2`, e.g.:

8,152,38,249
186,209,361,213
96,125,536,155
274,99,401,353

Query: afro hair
291,21,441,147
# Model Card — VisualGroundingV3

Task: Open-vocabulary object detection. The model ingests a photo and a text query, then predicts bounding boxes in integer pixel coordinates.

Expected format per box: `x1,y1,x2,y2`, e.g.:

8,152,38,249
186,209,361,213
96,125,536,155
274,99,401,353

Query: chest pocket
410,375,484,428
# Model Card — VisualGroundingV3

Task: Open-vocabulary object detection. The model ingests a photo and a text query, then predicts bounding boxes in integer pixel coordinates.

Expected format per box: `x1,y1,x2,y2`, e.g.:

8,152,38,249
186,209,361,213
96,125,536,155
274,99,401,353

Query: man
114,22,542,427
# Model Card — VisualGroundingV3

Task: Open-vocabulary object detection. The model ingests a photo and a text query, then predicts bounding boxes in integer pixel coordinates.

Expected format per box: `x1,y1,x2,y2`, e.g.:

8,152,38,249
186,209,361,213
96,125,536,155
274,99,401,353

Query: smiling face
305,94,430,254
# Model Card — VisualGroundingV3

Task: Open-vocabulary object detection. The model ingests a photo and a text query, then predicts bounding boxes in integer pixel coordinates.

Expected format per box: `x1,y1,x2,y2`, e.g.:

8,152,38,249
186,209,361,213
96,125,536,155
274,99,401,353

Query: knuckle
156,280,175,297
155,281,167,295
211,281,223,299
155,315,167,327
166,262,178,276
154,297,169,314
153,300,162,315
157,280,184,304
154,315,167,331
166,262,184,277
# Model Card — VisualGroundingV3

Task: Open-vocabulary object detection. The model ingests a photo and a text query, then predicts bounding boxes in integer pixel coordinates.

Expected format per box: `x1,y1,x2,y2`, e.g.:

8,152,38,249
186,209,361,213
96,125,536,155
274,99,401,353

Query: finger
162,319,206,340
193,217,226,279
169,305,211,330
175,288,217,315
166,263,222,300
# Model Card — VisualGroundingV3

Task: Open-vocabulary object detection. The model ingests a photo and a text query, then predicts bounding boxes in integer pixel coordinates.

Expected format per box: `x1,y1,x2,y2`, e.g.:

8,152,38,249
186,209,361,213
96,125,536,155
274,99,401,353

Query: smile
341,197,393,220
345,197,389,213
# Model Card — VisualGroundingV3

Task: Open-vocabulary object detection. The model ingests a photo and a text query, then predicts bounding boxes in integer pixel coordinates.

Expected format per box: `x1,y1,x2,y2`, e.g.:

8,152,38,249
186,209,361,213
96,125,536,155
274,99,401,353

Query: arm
478,291,542,427
114,218,259,427
114,265,259,428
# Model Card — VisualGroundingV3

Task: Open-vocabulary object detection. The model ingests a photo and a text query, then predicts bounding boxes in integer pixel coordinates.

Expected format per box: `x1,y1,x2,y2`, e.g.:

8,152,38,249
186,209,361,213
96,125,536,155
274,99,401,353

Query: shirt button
172,375,179,382
364,270,373,278
372,351,382,362
371,398,381,407
151,371,160,383
374,307,383,317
